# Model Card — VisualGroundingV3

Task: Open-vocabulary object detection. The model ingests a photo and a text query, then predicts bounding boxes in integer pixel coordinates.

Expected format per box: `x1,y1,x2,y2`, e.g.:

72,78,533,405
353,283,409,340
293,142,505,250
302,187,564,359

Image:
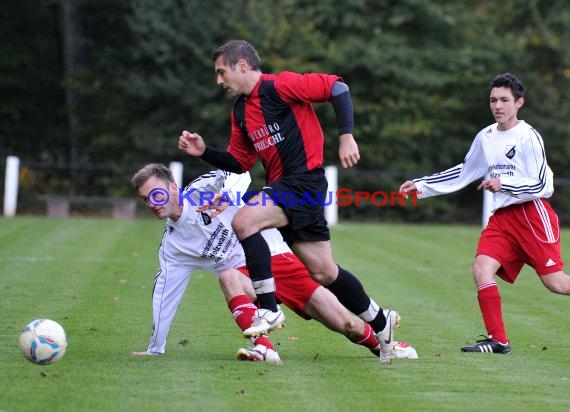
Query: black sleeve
330,81,354,135
200,147,243,173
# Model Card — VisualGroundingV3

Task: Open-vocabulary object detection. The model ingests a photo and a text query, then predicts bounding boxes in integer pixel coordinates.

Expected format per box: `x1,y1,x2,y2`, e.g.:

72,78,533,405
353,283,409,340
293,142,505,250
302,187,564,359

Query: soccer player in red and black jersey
179,40,400,363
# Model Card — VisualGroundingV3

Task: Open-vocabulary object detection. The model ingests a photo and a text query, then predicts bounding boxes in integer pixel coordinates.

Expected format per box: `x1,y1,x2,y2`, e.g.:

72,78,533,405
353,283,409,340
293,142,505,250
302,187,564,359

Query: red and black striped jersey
227,71,340,184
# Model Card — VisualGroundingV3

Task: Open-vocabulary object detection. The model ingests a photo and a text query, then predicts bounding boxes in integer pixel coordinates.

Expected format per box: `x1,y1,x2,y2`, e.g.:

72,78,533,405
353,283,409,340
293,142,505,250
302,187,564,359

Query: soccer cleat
370,341,418,360
243,308,285,337
393,341,419,359
236,344,282,365
461,336,511,354
376,309,401,364
132,351,162,356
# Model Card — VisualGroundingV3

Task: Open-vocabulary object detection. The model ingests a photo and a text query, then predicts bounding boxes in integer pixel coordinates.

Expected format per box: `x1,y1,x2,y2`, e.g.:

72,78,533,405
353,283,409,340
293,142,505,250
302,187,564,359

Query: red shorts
238,252,319,319
477,198,564,283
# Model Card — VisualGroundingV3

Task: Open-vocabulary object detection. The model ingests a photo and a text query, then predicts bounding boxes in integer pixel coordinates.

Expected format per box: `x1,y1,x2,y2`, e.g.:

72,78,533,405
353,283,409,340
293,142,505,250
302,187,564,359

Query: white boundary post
325,165,338,226
3,156,20,217
169,161,183,188
482,189,493,228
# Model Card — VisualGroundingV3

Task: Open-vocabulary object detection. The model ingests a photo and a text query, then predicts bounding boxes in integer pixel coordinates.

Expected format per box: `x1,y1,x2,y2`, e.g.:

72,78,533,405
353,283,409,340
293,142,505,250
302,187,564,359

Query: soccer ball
18,319,68,364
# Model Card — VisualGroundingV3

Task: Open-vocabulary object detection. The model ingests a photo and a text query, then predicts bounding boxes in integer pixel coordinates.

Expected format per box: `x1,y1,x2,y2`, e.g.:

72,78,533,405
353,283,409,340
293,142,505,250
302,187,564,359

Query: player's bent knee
309,272,331,285
471,261,484,278
541,271,570,295
545,283,570,295
306,263,340,286
471,262,495,284
231,218,249,238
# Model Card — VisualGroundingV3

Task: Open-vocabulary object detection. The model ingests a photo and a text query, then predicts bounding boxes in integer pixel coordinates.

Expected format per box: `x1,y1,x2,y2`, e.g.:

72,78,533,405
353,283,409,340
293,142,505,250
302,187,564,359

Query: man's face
137,175,179,219
214,56,247,96
489,86,524,129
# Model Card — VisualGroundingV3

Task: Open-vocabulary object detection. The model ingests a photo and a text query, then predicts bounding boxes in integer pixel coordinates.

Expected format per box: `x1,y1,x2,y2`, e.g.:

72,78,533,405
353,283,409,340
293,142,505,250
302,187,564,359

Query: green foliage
1,0,569,219
0,0,66,162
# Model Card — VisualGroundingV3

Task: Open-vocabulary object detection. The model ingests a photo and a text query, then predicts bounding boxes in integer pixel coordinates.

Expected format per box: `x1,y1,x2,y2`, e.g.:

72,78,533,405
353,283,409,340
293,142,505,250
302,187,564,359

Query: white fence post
325,165,338,226
169,161,183,188
3,156,20,218
482,189,493,228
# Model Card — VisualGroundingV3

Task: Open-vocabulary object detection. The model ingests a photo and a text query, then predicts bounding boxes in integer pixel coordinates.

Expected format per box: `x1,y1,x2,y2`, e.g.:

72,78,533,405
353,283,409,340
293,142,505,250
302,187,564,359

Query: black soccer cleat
461,336,511,354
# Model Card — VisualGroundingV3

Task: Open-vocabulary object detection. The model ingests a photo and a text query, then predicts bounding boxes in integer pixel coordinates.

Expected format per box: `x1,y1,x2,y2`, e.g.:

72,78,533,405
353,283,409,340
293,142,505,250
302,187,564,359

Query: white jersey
147,170,289,354
413,120,554,211
160,170,249,275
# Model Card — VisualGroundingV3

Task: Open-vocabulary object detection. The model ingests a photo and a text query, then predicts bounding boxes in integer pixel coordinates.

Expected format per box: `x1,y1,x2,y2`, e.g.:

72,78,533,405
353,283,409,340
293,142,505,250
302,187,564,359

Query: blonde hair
130,163,174,189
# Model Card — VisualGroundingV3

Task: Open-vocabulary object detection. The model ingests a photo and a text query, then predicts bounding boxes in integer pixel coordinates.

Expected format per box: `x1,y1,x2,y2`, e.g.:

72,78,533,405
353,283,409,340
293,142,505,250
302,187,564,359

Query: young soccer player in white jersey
400,73,570,354
131,164,410,363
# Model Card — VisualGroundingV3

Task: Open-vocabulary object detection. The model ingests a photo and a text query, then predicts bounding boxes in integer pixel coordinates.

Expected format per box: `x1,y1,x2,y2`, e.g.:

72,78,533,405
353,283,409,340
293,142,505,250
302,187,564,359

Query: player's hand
477,178,501,192
338,134,360,168
178,131,206,157
399,181,417,199
196,192,228,219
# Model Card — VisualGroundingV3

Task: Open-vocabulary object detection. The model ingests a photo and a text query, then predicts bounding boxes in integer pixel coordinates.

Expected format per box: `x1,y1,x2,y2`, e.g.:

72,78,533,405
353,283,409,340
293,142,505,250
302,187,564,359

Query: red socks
229,295,383,352
350,323,380,349
228,294,274,349
477,282,508,344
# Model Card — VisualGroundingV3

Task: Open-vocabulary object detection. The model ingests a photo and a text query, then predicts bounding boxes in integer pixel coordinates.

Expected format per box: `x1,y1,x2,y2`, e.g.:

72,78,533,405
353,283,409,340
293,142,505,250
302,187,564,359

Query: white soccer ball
18,319,68,364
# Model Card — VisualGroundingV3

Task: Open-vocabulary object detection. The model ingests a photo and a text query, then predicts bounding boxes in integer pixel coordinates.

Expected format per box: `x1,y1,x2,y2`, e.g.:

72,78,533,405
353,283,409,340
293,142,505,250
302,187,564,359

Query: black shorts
262,169,330,245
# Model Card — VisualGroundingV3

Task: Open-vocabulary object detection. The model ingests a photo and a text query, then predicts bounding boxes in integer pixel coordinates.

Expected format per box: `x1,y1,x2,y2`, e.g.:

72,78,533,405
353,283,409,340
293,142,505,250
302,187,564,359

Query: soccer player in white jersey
130,164,403,363
400,73,570,354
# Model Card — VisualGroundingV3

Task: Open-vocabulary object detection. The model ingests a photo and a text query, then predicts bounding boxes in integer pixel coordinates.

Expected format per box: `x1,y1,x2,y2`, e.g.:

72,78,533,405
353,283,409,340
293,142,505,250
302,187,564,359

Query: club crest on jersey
199,212,212,226
505,145,516,159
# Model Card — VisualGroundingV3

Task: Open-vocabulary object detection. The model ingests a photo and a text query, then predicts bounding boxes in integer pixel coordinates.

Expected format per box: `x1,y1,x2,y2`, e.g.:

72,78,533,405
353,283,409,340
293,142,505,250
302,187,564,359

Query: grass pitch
1,217,569,411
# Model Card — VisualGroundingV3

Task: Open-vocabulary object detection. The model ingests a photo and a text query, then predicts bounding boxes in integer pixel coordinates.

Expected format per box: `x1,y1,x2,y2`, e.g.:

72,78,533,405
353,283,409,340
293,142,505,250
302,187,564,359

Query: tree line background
1,0,569,222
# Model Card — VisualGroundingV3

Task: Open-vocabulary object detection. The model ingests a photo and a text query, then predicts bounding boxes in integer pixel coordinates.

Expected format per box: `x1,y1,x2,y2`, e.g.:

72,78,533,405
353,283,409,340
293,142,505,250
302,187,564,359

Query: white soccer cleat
236,344,282,365
377,309,401,365
393,341,418,359
243,308,285,337
132,351,162,356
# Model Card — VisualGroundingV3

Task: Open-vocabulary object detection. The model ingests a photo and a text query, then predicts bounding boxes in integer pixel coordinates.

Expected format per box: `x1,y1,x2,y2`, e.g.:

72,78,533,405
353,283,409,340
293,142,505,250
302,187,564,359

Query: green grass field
1,217,569,412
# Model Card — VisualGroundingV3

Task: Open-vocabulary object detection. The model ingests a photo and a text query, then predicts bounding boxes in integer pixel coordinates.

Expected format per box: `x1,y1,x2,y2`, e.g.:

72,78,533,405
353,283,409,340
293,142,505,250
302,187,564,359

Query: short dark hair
213,40,261,71
490,73,525,100
131,163,174,189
